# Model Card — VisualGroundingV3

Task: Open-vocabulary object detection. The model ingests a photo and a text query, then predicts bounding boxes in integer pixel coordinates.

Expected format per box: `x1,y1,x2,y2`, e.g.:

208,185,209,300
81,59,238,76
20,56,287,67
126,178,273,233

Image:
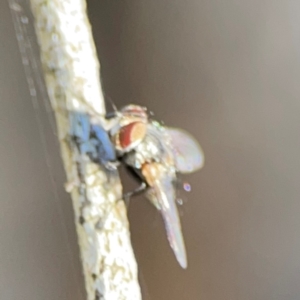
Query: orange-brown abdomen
141,162,164,187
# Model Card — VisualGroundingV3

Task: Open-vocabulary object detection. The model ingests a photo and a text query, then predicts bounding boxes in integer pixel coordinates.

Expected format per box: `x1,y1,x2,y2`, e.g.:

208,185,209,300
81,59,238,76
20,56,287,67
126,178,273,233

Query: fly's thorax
122,129,175,170
121,120,175,173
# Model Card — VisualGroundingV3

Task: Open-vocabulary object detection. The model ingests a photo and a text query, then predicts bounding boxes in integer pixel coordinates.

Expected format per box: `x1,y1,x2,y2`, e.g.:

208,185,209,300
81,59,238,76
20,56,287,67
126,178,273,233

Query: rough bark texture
10,0,142,299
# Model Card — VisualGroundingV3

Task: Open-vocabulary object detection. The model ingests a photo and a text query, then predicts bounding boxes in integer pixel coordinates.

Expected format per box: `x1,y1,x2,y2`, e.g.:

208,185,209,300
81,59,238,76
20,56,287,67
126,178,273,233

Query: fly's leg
102,182,148,220
103,160,120,171
122,182,148,208
105,111,118,119
94,182,148,229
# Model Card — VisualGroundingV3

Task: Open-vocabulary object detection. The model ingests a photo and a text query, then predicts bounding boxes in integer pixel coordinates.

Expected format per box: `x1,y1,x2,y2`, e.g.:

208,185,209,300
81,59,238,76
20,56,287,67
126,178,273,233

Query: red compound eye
119,121,147,150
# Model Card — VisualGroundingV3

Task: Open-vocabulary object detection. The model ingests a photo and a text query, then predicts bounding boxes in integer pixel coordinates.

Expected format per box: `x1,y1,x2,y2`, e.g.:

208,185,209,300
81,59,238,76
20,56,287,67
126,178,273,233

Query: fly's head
109,104,149,154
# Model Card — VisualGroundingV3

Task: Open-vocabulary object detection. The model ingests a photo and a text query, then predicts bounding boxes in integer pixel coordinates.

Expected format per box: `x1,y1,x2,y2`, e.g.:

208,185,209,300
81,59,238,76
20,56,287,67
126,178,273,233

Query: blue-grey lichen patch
70,112,116,167
28,0,141,297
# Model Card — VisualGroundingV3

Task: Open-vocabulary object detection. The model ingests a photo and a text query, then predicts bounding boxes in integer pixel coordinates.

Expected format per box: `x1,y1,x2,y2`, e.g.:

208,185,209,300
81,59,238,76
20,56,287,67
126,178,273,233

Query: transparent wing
146,175,187,269
166,127,204,173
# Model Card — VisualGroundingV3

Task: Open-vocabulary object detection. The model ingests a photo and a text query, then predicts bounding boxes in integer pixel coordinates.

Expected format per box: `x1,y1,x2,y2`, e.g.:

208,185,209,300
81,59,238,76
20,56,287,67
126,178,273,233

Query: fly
107,104,205,268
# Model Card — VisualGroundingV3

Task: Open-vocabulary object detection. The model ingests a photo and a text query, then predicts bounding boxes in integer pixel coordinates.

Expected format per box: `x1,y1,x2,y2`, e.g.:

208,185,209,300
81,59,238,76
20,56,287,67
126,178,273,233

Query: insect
106,104,205,268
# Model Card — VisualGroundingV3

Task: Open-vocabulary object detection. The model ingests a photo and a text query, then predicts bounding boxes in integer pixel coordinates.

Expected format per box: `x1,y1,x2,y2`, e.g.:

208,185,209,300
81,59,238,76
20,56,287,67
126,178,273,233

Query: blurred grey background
1,0,300,299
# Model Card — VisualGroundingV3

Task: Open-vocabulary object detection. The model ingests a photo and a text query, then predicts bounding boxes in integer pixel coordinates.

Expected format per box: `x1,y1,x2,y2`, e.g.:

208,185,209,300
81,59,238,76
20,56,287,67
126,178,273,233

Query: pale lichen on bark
10,0,142,299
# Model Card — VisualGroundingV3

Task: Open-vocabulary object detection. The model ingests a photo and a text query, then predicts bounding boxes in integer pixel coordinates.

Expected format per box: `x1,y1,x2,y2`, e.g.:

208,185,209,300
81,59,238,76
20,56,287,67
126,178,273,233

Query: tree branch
26,0,141,299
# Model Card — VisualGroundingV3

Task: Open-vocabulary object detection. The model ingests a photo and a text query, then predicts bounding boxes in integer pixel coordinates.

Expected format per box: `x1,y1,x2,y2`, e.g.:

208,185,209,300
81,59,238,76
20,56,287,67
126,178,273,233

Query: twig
26,0,142,299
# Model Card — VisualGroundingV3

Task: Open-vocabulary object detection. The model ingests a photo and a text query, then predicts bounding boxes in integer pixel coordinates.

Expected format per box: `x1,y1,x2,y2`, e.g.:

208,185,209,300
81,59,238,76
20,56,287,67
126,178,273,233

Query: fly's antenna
106,95,118,112
104,96,121,120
